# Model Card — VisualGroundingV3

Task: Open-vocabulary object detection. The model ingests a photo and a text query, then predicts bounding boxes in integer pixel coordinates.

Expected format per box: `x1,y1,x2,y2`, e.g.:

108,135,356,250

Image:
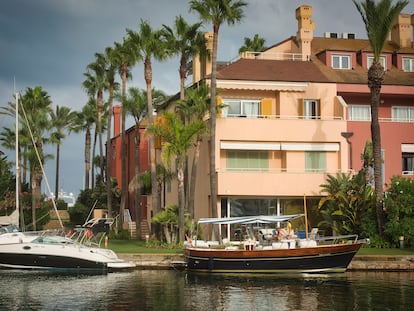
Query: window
402,57,414,72
402,153,414,175
392,106,414,122
222,99,261,118
303,99,320,119
367,55,386,69
305,151,326,172
332,54,351,69
348,105,371,121
226,150,268,171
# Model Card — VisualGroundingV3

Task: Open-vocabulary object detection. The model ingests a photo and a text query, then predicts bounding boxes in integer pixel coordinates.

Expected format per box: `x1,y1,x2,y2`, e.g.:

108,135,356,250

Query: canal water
0,270,413,311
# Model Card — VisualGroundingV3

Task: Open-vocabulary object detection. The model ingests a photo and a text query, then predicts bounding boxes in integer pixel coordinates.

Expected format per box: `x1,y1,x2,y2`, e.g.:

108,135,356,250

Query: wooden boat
184,215,367,274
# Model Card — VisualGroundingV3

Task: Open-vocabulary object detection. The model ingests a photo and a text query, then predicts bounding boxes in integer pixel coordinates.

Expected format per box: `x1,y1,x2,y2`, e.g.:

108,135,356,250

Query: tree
72,100,97,190
318,172,374,236
238,33,267,53
190,0,247,239
162,15,207,100
83,53,109,179
20,86,53,230
175,84,210,219
147,111,205,242
103,45,120,219
353,0,408,235
50,105,76,200
127,20,169,215
113,38,138,224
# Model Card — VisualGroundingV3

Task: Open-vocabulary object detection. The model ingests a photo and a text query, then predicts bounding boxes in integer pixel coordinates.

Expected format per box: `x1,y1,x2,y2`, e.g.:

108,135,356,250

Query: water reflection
0,270,413,311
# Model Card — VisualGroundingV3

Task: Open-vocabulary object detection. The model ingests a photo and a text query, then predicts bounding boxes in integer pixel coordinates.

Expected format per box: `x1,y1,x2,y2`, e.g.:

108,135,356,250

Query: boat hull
185,242,363,274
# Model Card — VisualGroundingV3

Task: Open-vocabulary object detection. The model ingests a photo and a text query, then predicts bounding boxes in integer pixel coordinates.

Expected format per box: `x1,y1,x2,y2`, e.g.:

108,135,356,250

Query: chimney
113,105,121,136
192,32,214,83
391,13,411,48
295,5,315,61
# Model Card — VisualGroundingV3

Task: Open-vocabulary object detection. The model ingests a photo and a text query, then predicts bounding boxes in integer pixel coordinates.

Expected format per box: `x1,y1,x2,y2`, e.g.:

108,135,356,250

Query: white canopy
197,214,304,225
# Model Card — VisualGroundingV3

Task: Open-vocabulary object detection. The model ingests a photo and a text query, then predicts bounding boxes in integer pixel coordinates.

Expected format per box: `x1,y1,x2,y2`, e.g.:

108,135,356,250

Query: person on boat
286,220,292,235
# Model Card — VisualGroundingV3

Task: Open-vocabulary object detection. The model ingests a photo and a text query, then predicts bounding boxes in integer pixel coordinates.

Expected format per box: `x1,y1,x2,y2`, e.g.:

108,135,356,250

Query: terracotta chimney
391,13,411,48
295,5,315,61
192,32,214,83
113,105,121,136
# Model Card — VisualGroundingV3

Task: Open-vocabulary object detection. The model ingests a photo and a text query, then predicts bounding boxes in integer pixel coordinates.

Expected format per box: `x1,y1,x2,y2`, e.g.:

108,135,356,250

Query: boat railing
315,234,359,245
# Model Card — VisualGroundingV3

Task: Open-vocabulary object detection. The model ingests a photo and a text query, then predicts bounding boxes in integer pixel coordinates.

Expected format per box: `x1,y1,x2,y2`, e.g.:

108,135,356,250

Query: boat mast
304,194,308,240
15,92,23,230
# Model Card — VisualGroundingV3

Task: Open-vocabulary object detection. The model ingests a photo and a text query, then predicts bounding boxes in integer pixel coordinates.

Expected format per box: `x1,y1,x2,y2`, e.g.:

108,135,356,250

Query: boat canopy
197,214,304,225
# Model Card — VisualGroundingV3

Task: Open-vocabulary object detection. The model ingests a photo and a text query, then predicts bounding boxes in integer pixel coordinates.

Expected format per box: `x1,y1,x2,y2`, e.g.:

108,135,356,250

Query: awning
197,214,304,225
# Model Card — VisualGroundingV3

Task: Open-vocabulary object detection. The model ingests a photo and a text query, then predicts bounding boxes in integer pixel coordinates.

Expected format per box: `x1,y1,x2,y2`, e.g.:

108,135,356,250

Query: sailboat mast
15,92,23,229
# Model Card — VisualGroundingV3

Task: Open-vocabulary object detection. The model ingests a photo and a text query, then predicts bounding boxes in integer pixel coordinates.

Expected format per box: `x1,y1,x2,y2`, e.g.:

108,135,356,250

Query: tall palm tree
21,86,53,230
162,15,207,100
122,87,148,239
72,100,97,190
127,20,169,215
238,33,267,53
103,46,120,218
113,38,138,224
83,53,109,179
147,111,205,242
190,0,247,237
175,84,210,219
49,105,76,201
353,0,408,235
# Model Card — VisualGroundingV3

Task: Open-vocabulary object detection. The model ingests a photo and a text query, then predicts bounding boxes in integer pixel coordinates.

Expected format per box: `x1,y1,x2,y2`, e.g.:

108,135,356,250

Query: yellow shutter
261,98,272,116
298,98,304,119
318,99,322,118
217,96,222,117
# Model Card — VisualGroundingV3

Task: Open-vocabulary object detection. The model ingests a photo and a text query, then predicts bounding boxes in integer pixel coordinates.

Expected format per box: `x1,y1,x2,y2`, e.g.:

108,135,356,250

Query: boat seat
309,228,319,240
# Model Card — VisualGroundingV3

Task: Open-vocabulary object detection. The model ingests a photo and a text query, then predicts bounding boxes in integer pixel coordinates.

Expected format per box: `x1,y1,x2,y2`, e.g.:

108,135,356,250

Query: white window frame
392,106,414,122
222,99,261,118
402,57,414,72
348,105,371,121
367,55,386,69
303,99,320,120
332,54,351,69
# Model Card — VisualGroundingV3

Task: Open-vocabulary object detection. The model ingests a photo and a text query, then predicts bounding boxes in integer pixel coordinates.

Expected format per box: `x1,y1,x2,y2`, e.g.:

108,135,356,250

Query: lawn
106,239,414,255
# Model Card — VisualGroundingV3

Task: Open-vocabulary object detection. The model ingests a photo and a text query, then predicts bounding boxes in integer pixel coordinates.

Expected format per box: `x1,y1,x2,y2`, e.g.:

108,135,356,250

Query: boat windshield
32,236,75,245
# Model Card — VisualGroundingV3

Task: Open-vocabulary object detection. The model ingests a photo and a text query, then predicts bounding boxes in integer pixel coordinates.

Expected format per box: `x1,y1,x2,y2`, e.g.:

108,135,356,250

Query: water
0,270,413,311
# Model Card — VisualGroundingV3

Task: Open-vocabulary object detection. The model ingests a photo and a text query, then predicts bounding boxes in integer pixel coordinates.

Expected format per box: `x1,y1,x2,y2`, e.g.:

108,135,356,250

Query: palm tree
122,87,148,239
353,0,408,235
238,33,267,53
83,53,109,179
103,45,120,219
162,15,207,100
127,20,170,215
175,84,210,219
49,105,76,201
113,38,138,224
190,0,247,238
72,100,97,190
147,111,206,242
21,86,53,230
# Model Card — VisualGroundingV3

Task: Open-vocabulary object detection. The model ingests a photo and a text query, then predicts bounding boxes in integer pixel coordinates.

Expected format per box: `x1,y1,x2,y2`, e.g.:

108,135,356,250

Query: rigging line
19,100,64,229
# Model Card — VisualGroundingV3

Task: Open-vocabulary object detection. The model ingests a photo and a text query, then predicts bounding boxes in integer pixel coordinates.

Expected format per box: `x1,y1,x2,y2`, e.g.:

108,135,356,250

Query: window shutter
217,96,222,117
318,99,322,118
298,98,304,119
261,98,272,116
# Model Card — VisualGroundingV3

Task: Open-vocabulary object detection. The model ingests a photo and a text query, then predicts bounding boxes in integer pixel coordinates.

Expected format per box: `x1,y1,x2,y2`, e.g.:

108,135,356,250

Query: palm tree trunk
209,25,219,240
120,66,128,226
368,63,385,235
189,137,201,219
178,159,186,243
134,124,142,239
54,143,60,200
84,129,91,189
145,58,160,215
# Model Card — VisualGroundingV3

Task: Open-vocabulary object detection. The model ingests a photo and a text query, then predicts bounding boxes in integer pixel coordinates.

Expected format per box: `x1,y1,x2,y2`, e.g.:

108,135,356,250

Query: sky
1,0,414,198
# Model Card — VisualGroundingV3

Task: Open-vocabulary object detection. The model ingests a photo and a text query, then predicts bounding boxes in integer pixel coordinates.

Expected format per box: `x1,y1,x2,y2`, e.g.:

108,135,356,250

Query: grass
106,239,414,255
